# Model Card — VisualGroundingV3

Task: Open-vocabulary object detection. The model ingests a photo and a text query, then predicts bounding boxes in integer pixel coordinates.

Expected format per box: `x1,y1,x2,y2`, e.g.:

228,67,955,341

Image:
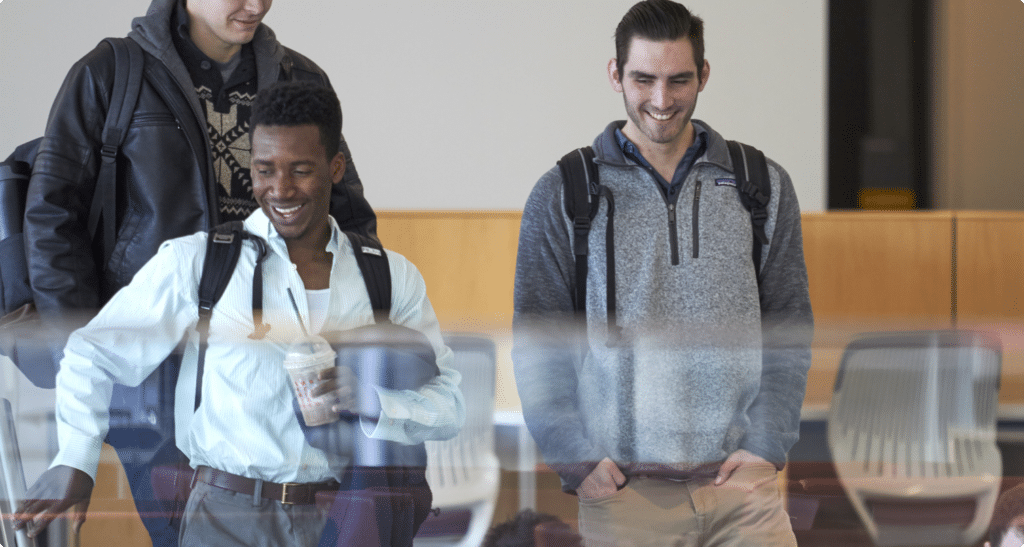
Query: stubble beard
623,94,699,147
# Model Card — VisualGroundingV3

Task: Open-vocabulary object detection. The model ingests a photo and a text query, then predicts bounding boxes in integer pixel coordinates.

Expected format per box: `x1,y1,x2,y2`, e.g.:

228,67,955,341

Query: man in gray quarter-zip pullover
512,1,812,545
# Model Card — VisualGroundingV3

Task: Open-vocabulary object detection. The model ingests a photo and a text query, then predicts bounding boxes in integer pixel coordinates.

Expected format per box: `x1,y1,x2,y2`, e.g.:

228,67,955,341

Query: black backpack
0,37,145,388
557,141,771,340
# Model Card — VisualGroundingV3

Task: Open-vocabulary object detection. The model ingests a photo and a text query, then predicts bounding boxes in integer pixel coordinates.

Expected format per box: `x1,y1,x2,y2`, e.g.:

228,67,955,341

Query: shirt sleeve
50,237,203,480
740,161,814,467
360,254,465,445
512,168,609,493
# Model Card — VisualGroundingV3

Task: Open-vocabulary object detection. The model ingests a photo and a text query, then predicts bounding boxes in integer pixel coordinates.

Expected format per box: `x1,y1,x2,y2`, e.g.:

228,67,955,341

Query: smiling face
186,0,273,62
609,36,709,153
251,124,344,249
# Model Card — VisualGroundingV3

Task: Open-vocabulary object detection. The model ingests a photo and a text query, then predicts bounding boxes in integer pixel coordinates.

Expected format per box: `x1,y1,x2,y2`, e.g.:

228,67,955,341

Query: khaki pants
577,464,796,547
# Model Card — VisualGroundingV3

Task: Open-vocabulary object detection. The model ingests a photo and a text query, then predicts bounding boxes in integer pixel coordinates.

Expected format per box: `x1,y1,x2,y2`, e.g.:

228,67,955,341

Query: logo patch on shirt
361,246,383,257
715,178,737,187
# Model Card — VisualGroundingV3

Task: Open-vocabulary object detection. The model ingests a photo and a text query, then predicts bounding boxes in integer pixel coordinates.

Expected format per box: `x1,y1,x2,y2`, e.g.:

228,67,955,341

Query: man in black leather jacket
23,0,376,545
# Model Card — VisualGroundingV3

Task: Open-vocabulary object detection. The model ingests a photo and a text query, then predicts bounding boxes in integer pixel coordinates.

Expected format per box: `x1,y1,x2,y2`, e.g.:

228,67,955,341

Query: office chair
415,334,499,547
827,330,1002,547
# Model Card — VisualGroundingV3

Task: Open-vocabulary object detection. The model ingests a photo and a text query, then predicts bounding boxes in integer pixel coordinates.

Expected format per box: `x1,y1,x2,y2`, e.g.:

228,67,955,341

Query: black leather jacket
25,0,376,322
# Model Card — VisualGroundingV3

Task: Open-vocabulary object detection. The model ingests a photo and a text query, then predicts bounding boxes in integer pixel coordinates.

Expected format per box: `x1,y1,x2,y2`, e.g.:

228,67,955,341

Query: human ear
698,59,711,91
608,58,623,92
331,152,346,185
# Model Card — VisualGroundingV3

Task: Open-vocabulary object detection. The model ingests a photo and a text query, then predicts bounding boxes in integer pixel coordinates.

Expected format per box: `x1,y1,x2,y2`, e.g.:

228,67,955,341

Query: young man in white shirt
15,81,464,546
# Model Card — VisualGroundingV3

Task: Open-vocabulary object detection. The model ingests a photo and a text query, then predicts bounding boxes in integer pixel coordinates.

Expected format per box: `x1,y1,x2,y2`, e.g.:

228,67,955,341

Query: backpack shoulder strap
557,146,599,314
726,140,771,276
344,231,392,324
194,221,268,411
556,147,623,344
87,37,146,259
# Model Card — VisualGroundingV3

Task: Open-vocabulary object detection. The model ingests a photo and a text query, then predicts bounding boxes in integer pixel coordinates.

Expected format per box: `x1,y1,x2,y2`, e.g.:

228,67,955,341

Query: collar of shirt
615,122,709,199
248,209,345,263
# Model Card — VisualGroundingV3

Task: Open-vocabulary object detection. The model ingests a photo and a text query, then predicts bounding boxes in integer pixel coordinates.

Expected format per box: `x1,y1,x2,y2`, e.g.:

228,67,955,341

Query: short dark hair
250,81,341,158
615,0,705,82
990,483,1024,545
482,509,581,547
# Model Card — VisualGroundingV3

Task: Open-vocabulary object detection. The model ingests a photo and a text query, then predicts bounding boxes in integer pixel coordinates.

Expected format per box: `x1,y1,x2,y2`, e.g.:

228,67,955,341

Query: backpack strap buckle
573,217,591,256
211,232,235,245
99,143,119,163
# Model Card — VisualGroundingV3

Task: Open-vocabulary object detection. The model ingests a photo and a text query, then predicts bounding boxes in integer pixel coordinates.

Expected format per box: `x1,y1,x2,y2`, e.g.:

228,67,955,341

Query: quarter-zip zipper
692,180,702,259
620,155,694,266
667,202,679,265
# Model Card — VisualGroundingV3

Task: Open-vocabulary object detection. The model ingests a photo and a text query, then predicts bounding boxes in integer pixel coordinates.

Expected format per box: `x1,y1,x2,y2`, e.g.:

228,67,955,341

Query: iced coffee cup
284,335,338,427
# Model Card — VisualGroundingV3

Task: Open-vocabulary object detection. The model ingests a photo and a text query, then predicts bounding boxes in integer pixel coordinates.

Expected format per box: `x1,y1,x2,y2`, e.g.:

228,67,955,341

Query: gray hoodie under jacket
512,120,814,493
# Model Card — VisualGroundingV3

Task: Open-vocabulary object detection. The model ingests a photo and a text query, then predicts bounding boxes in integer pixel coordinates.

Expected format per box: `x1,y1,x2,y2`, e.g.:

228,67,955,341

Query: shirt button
201,60,212,70
290,263,298,271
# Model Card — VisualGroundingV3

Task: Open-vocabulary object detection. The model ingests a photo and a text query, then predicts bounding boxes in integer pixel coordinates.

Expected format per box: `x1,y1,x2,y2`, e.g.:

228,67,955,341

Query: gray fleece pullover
513,120,813,493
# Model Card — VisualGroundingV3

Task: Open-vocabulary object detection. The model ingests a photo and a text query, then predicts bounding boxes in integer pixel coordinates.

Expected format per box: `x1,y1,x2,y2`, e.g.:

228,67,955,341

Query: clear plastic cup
283,335,338,427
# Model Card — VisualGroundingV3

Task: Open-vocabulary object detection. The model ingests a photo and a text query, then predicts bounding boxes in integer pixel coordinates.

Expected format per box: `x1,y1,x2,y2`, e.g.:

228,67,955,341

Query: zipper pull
667,203,676,223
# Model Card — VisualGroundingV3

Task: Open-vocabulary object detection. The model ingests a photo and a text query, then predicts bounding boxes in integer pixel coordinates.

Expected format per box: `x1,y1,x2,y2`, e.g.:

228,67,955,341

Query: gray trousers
178,480,327,547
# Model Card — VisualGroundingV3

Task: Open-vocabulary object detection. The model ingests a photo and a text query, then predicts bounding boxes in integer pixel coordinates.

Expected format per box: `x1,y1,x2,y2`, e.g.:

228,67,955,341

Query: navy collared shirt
616,122,709,200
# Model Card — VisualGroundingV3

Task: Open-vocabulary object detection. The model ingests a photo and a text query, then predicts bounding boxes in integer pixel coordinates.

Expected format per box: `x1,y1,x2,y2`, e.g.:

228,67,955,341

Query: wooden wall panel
374,210,1005,406
375,211,521,330
955,211,1024,404
377,212,955,323
801,211,955,404
802,211,954,321
956,212,1024,322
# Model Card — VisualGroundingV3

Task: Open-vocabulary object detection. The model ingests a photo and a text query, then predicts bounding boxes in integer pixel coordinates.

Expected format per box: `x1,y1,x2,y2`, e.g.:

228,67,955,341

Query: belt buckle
280,482,303,505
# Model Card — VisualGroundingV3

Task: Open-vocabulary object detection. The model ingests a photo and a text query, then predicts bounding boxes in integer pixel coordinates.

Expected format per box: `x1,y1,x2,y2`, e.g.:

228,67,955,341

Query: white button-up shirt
51,210,464,483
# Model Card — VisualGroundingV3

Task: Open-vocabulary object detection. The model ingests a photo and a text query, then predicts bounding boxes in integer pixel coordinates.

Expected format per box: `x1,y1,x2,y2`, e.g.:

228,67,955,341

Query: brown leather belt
193,465,340,505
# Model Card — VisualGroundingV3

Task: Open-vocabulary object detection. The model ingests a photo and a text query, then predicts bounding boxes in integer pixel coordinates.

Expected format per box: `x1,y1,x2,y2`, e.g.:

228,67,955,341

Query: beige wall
934,0,1024,209
0,0,828,212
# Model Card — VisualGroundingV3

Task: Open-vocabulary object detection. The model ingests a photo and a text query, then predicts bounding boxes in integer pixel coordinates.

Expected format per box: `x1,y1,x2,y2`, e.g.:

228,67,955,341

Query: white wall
0,0,827,212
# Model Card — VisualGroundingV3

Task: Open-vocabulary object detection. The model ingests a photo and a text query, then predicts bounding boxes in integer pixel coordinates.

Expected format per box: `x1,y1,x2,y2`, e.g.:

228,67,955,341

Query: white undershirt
306,288,331,334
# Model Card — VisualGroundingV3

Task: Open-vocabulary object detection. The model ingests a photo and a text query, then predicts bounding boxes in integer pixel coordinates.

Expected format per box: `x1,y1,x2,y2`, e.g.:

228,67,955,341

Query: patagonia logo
715,178,737,187
361,246,382,257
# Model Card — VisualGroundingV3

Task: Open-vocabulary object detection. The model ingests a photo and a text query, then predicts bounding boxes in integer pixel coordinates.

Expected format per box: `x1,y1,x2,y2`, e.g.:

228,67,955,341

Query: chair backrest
417,334,500,547
827,330,1002,547
426,334,499,506
1,397,39,547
